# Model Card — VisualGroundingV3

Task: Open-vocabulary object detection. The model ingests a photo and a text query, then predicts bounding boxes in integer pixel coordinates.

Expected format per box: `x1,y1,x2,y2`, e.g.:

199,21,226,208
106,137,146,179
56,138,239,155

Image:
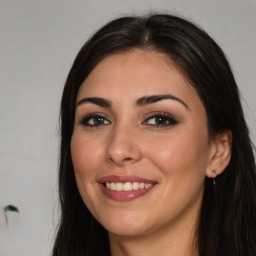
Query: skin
71,49,231,256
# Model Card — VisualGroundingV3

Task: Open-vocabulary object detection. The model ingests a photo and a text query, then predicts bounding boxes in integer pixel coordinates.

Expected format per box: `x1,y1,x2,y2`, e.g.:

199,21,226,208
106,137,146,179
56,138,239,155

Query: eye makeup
143,111,178,127
78,110,178,129
79,112,111,127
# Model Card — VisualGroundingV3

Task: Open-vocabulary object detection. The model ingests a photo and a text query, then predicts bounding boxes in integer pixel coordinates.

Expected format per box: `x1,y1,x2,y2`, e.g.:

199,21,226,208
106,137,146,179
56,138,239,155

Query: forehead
77,49,202,110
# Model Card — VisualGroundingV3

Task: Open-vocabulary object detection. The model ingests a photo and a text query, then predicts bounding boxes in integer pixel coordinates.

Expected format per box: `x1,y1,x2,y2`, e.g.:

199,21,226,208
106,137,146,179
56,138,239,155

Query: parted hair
53,13,256,256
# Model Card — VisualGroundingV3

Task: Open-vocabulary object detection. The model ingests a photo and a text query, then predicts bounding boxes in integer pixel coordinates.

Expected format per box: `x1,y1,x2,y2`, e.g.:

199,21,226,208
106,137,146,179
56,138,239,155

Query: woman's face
71,49,216,237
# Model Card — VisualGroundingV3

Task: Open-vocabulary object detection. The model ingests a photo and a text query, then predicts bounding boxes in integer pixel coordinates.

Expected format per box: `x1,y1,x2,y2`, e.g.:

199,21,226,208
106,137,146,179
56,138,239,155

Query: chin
99,211,150,237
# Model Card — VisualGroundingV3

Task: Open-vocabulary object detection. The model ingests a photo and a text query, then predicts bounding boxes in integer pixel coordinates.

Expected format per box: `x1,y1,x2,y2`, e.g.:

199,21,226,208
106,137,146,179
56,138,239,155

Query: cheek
70,134,103,216
71,133,103,175
145,129,210,178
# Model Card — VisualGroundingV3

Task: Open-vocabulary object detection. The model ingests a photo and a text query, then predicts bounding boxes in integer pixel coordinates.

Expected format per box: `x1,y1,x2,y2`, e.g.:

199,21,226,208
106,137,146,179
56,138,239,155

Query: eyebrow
76,94,188,109
76,97,112,108
135,94,189,109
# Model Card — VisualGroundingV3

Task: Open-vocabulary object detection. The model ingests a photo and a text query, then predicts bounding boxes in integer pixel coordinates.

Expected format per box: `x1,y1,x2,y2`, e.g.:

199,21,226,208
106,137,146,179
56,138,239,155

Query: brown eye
79,113,111,127
143,113,178,127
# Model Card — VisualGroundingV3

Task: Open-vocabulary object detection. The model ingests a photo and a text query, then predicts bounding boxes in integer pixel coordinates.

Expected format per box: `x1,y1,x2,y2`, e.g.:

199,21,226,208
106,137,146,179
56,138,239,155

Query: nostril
123,157,133,162
107,156,135,165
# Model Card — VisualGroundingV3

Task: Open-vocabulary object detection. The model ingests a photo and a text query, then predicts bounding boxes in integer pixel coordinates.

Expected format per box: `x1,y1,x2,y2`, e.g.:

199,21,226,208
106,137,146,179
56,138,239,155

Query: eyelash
142,112,178,127
79,112,178,128
79,113,111,127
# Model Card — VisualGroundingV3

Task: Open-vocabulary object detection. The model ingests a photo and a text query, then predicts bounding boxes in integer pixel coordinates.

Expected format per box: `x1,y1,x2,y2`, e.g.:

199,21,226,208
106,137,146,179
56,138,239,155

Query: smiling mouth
104,182,154,191
98,176,157,201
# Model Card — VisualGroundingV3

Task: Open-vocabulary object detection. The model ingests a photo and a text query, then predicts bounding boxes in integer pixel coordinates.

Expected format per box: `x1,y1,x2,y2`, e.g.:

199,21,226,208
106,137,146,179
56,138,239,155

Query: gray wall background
0,0,255,255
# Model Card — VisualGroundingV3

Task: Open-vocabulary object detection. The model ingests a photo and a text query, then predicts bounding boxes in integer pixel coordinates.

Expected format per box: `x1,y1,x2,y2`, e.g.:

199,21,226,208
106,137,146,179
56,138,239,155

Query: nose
105,125,143,166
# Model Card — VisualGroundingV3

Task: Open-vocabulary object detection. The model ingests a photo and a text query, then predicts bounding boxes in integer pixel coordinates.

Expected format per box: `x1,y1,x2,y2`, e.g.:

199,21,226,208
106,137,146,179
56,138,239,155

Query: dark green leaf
4,205,19,213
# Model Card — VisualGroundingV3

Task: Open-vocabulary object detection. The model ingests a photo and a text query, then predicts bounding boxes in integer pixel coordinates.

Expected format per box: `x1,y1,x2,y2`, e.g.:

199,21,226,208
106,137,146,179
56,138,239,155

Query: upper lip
98,175,157,184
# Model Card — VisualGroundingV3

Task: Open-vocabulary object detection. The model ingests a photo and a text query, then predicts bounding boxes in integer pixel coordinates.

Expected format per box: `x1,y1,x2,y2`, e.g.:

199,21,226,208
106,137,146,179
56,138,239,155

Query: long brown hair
53,14,256,256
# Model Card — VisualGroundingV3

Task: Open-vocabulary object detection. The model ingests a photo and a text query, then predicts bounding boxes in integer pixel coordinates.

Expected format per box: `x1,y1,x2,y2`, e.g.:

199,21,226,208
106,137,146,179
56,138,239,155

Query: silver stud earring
212,170,218,184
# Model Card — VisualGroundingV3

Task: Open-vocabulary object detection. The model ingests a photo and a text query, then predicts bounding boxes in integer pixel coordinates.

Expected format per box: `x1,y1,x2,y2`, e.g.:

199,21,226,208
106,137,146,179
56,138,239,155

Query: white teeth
105,182,153,191
124,182,132,191
132,182,140,190
110,182,116,190
116,182,123,191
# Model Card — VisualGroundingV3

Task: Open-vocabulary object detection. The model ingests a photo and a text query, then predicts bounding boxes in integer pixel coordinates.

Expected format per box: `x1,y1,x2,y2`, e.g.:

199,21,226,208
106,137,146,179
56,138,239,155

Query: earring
212,170,218,185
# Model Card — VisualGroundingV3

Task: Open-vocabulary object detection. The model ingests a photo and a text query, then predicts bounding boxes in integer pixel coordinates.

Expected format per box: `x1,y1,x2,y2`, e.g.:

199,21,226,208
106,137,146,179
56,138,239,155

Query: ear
205,130,232,178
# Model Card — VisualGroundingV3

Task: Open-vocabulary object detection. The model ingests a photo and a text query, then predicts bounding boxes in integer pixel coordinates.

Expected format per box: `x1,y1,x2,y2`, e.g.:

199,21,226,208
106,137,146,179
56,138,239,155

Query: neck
109,210,199,256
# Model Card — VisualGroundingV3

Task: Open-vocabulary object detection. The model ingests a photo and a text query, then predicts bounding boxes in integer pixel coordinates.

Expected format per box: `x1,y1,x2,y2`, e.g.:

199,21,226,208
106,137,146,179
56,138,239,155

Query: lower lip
99,183,155,202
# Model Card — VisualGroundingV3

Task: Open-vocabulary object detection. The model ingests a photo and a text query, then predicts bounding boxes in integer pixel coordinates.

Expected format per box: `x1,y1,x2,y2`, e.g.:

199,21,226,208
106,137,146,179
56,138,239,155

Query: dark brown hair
53,14,256,256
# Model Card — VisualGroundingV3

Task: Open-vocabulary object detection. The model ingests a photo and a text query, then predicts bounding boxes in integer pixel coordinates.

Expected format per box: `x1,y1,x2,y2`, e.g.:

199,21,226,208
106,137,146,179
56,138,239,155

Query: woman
53,14,256,256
